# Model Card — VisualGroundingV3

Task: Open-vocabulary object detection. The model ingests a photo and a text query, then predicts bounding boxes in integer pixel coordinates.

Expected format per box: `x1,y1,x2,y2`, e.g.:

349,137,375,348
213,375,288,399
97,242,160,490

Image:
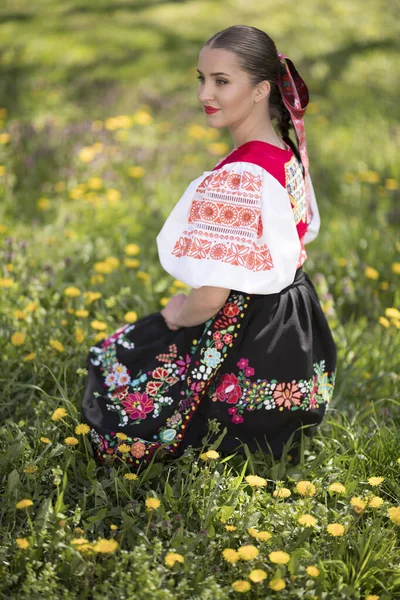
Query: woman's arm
172,286,231,327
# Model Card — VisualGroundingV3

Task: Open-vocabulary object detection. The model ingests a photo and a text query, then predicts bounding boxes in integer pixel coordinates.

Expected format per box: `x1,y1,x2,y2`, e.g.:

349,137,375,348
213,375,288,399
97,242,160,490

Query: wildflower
124,243,140,256
16,538,30,549
49,339,64,353
110,524,118,531
232,580,251,592
64,287,81,297
200,450,220,460
225,525,237,531
124,311,137,323
269,551,290,565
118,444,130,453
23,465,39,474
248,569,267,583
379,317,390,328
222,548,240,564
145,497,161,511
385,308,400,320
388,506,400,525
75,310,89,318
368,496,384,508
40,437,51,444
273,487,291,498
237,545,259,560
11,332,25,346
368,476,385,486
16,499,33,509
269,578,286,591
365,596,380,600
244,475,267,487
106,189,121,203
208,142,230,155
295,480,316,496
164,552,184,567
94,332,107,343
124,258,140,268
128,166,145,178
298,514,318,527
90,320,108,331
392,262,400,275
137,271,150,282
247,528,272,541
306,565,320,577
92,538,118,553
364,266,379,280
64,437,79,446
75,424,90,435
327,523,345,536
51,408,67,421
75,328,85,344
350,497,367,514
124,473,138,482
328,482,346,494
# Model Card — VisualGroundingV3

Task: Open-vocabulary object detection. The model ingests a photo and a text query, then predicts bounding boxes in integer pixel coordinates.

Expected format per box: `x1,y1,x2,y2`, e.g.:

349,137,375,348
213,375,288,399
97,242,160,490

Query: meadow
0,0,399,598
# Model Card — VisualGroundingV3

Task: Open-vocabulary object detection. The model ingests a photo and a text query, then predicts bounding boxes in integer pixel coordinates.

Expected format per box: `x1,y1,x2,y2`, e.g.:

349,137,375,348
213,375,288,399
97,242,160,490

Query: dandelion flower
225,525,237,531
368,496,384,508
124,311,137,323
200,450,220,460
368,477,384,486
298,514,318,527
90,320,108,331
145,497,161,511
124,243,140,256
11,332,25,346
49,339,64,353
269,551,290,565
388,506,400,525
327,523,345,536
392,262,400,275
23,465,39,474
245,475,267,487
364,266,379,280
273,487,291,498
123,473,138,481
92,538,118,553
16,538,30,549
350,496,367,513
23,352,35,361
269,578,286,591
64,437,79,446
64,287,81,297
247,528,272,541
75,424,90,435
248,569,267,583
110,524,118,531
16,499,33,509
365,595,380,600
306,565,320,577
232,580,251,593
222,548,240,564
40,437,51,444
164,552,184,567
295,480,316,496
237,544,259,560
328,482,346,494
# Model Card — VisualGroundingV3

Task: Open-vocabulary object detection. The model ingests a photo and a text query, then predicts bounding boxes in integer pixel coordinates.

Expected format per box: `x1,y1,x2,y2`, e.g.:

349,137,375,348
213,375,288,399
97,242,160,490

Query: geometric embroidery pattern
285,154,307,226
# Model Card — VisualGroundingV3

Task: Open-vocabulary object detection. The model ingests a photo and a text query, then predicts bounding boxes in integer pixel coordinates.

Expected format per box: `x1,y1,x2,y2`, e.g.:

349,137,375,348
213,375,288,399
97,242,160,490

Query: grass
0,0,400,598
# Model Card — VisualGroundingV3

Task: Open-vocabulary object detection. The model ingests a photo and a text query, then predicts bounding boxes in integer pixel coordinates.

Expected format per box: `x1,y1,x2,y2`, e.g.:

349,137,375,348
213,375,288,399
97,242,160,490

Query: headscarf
276,51,314,226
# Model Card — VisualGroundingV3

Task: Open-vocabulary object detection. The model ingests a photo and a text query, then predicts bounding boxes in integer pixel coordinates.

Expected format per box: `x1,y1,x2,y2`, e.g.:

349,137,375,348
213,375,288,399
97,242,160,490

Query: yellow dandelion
232,580,251,593
385,308,400,320
368,477,385,486
118,444,130,453
110,524,118,531
200,450,220,460
388,506,400,525
208,142,230,155
368,496,384,508
14,310,27,319
327,523,345,536
269,551,290,565
244,475,267,487
124,311,137,323
237,545,259,560
123,473,138,481
298,514,318,527
247,528,272,541
92,538,118,553
16,538,30,549
78,147,96,163
11,332,26,346
328,482,346,494
364,266,379,280
379,316,390,328
124,258,140,268
64,287,81,297
306,565,320,577
51,407,67,421
295,480,316,496
87,177,103,189
83,291,102,304
222,548,240,564
75,424,90,435
137,271,150,282
164,552,184,567
75,328,85,344
40,437,51,444
133,110,152,125
145,497,161,511
94,261,113,274
90,320,108,331
365,595,380,600
71,538,93,552
16,499,33,509
128,166,145,178
350,496,367,514
0,133,10,144
269,578,286,591
385,178,398,190
225,525,237,531
391,262,400,275
1,277,15,288
94,332,107,343
75,309,89,318
37,197,51,211
124,243,140,256
49,339,64,353
106,189,121,203
23,465,39,474
64,437,79,446
273,487,291,498
248,569,267,583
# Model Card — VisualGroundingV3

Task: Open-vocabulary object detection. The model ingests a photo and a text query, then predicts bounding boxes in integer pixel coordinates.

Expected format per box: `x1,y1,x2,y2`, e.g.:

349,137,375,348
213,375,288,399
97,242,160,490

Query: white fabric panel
156,161,302,295
303,170,321,244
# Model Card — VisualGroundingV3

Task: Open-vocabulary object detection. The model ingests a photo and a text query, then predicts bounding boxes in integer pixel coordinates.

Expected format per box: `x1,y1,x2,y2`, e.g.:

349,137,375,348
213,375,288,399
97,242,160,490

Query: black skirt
81,267,337,469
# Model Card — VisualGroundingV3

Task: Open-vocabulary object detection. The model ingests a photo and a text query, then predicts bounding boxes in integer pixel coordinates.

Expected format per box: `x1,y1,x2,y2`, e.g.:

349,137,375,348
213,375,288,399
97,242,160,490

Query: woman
81,25,337,470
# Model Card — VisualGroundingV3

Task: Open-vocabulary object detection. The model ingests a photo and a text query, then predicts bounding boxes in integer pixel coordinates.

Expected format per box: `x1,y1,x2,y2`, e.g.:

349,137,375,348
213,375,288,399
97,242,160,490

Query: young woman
81,25,337,470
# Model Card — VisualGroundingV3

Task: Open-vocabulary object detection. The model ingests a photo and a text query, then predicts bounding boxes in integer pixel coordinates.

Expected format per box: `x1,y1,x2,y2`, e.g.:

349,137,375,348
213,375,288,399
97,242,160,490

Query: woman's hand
160,293,187,330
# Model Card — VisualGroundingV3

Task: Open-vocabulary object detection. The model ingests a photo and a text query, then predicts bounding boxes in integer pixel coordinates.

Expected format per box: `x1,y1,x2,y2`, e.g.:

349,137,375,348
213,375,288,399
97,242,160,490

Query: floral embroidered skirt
81,267,337,470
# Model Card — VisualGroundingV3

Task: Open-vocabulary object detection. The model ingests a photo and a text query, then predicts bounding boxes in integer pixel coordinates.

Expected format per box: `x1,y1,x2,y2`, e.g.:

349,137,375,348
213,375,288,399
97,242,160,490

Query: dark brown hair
203,25,303,169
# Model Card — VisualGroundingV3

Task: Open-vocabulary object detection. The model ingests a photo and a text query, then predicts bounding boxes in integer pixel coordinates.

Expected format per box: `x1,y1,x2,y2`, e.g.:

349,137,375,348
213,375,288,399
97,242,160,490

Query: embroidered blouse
156,140,320,294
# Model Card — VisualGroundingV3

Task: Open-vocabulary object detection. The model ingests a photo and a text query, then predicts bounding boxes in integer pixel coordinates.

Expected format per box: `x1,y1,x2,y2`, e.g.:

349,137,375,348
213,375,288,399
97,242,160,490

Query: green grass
1,0,400,598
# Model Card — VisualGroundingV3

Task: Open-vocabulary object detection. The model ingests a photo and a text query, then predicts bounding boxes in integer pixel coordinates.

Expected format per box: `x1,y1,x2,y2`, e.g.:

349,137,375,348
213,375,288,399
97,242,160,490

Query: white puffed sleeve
156,161,301,294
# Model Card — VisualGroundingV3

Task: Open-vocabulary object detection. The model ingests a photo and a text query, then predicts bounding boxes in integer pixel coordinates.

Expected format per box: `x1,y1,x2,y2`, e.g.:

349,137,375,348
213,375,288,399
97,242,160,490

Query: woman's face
197,46,269,129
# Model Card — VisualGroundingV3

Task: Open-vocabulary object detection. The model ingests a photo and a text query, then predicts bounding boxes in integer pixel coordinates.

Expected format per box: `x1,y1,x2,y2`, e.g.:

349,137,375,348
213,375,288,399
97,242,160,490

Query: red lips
204,106,220,114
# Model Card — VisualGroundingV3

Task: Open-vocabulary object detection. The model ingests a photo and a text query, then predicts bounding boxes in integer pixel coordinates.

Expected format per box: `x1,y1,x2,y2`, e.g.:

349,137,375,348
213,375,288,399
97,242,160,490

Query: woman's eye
196,76,227,85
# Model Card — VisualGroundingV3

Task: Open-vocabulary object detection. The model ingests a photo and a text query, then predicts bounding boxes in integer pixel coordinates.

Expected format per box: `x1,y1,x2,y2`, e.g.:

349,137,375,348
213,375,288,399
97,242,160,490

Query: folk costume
81,52,337,469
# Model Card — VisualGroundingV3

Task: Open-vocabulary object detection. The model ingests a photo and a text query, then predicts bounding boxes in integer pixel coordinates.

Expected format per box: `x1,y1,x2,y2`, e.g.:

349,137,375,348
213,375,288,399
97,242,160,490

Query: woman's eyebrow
196,68,231,76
